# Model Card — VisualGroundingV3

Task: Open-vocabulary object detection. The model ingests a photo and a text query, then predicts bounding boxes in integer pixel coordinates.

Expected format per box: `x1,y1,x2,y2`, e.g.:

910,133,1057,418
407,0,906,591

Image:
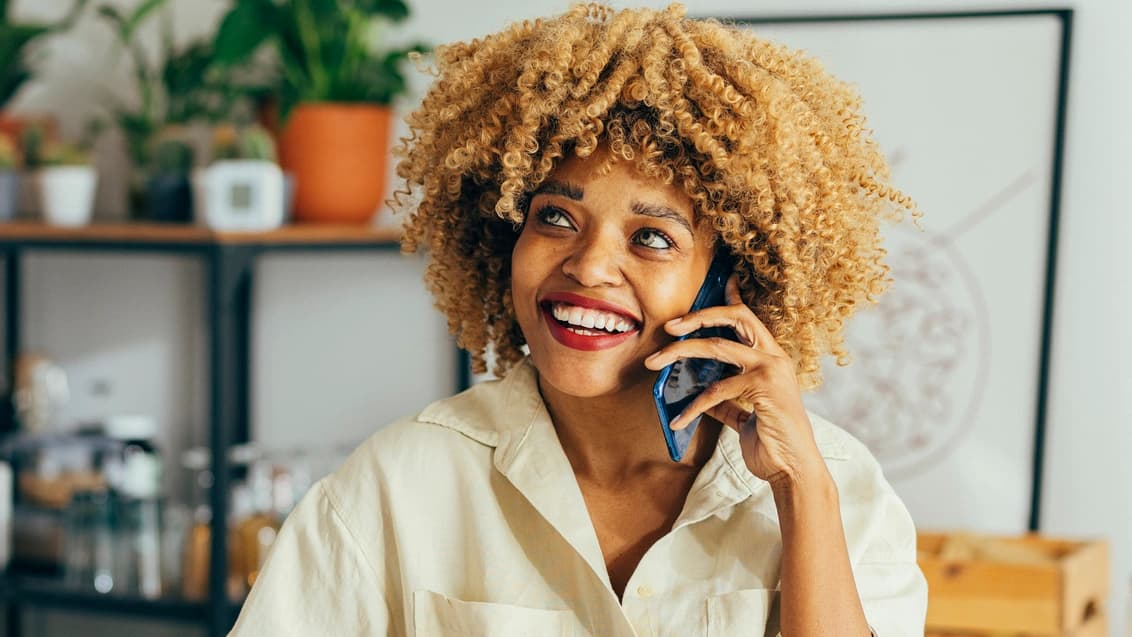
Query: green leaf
359,0,410,22
215,0,426,110
123,0,167,40
0,65,30,106
96,5,129,42
57,0,91,31
213,0,272,65
98,0,165,44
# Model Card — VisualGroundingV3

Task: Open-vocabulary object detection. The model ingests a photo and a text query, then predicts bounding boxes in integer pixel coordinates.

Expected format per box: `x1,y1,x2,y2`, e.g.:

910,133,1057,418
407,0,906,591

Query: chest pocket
412,589,574,637
707,588,776,636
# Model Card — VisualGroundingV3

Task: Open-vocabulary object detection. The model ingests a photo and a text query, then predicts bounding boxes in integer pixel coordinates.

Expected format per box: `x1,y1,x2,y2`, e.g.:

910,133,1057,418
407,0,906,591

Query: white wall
6,0,1131,635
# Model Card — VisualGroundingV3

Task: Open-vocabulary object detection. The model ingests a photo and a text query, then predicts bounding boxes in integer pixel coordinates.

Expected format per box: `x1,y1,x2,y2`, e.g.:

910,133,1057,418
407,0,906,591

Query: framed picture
456,9,1072,535
730,10,1071,533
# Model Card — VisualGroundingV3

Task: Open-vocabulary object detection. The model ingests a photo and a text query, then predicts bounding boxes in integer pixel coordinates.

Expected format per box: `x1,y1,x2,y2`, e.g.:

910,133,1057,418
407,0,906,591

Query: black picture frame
718,9,1072,532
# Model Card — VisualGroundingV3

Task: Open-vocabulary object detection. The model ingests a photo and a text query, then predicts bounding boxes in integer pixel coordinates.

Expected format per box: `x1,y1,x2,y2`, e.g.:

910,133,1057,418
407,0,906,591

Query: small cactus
0,135,19,170
210,125,240,161
20,123,44,169
238,125,277,162
152,138,194,174
210,124,277,163
39,141,89,167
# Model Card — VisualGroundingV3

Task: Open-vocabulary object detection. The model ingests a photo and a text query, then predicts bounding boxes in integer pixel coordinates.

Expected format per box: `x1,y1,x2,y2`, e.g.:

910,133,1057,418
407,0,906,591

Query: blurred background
0,0,1126,635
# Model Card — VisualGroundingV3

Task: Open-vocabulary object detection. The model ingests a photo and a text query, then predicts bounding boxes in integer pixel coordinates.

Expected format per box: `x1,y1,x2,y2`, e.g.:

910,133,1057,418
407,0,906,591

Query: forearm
772,462,870,636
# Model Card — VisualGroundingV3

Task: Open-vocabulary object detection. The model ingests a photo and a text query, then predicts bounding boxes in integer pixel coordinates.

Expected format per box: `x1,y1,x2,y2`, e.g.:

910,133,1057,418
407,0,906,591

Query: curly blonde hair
393,3,918,389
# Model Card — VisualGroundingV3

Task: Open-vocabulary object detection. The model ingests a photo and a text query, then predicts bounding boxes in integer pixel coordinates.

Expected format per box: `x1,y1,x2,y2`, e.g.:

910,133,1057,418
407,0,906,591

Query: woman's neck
537,374,720,486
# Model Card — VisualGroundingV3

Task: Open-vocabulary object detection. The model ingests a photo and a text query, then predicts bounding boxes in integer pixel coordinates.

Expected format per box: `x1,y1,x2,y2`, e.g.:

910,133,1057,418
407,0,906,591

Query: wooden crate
918,531,1109,636
926,613,1106,637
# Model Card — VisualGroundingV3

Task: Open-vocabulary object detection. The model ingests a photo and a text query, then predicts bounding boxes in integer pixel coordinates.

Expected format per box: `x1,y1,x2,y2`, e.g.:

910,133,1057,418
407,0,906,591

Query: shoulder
806,411,919,563
808,410,885,484
320,371,532,512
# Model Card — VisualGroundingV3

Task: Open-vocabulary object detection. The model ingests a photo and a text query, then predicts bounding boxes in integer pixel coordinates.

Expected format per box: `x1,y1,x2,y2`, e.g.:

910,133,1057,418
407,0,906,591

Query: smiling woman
231,4,927,636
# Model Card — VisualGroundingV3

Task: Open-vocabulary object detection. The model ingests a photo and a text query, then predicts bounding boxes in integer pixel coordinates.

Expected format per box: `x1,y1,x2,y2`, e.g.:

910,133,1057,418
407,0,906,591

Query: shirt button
636,585,654,599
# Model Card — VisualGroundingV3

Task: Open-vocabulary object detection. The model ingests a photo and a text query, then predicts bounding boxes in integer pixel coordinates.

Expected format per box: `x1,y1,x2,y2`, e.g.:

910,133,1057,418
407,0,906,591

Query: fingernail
670,412,685,430
666,317,683,326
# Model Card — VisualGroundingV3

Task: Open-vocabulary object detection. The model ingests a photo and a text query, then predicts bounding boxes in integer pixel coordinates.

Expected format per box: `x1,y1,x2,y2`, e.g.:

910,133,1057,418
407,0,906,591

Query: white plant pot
38,166,97,227
194,160,285,231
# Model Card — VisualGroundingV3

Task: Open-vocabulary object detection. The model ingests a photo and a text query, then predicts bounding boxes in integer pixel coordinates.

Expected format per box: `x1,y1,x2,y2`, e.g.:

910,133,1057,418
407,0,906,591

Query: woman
232,4,927,635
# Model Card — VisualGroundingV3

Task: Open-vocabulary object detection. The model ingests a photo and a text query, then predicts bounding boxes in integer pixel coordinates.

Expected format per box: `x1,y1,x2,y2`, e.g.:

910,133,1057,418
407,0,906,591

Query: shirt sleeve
853,473,929,637
229,480,391,635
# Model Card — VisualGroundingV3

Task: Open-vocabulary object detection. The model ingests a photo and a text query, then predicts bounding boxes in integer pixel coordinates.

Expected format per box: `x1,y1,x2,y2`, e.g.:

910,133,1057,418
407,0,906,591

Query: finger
725,273,744,306
669,374,752,430
742,309,788,358
665,304,759,347
644,337,767,372
726,273,790,357
706,400,755,434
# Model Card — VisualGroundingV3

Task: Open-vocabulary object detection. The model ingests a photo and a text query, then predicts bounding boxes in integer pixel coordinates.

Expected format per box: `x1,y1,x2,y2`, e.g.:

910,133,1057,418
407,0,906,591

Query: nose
560,230,625,288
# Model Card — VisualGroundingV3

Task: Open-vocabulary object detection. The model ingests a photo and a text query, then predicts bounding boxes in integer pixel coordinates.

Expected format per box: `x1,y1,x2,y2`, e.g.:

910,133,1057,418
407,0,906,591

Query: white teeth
548,302,635,333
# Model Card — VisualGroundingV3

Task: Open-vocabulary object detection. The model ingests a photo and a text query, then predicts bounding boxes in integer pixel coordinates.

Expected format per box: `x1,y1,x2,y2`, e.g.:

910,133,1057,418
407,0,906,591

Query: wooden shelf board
0,221,403,247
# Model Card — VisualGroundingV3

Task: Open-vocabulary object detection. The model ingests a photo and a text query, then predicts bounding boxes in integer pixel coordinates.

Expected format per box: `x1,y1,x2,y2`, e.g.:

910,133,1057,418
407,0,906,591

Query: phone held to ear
652,252,742,462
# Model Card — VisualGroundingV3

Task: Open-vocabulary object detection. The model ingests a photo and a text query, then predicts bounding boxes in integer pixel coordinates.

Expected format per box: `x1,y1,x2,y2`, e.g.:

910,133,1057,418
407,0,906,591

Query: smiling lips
539,292,641,351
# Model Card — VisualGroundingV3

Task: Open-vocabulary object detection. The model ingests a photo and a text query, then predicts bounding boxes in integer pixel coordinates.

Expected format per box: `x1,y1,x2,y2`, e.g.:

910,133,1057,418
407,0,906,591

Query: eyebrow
534,179,695,236
630,201,694,236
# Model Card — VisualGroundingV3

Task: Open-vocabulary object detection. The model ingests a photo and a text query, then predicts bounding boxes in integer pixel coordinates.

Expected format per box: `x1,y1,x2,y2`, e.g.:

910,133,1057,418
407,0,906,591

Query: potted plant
96,0,243,220
194,124,285,231
213,0,427,224
144,126,194,223
36,139,97,227
0,133,20,220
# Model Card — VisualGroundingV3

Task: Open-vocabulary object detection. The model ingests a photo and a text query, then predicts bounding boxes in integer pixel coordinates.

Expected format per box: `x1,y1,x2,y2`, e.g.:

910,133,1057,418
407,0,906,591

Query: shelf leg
5,602,20,637
205,246,256,637
2,251,20,433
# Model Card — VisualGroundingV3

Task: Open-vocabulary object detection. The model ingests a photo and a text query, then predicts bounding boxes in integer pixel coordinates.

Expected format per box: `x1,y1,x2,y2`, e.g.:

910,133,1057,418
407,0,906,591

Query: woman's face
512,151,717,399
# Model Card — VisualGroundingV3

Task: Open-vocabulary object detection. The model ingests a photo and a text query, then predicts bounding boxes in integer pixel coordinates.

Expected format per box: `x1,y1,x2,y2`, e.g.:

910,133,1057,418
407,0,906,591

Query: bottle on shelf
180,446,213,601
104,415,165,599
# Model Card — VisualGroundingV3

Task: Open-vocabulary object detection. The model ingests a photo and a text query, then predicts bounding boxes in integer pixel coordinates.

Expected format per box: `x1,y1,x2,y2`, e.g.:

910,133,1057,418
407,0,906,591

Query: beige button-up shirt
231,358,927,636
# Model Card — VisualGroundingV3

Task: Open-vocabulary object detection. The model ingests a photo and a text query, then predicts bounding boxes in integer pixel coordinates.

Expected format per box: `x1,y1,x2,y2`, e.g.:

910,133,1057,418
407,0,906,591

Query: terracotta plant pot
278,103,391,224
0,113,58,148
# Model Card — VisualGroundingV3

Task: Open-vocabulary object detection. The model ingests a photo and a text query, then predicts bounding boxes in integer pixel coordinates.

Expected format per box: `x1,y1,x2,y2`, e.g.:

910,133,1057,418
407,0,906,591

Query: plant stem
293,0,328,101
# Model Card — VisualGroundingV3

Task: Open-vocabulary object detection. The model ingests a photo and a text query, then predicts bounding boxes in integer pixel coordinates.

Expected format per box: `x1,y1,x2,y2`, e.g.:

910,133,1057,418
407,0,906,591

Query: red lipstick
539,293,641,352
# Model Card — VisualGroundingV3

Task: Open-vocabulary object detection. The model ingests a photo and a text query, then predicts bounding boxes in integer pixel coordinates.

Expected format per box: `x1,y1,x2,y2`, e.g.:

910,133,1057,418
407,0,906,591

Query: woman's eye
634,229,673,250
537,206,573,228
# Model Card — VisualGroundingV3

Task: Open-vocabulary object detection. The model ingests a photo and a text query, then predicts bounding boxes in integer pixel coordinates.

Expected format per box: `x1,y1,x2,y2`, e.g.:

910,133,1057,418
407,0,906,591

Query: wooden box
918,531,1109,636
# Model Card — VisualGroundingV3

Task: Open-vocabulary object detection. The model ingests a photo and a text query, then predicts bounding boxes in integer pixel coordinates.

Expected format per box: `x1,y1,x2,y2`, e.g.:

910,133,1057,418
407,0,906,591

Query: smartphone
652,252,743,462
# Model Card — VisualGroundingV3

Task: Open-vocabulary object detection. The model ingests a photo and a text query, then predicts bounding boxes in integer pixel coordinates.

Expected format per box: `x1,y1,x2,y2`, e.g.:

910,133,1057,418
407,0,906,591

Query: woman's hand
644,274,828,487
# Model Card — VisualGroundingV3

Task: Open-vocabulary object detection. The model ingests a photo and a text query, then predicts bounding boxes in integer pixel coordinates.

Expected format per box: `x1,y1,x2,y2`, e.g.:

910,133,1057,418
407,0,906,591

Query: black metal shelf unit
0,223,404,636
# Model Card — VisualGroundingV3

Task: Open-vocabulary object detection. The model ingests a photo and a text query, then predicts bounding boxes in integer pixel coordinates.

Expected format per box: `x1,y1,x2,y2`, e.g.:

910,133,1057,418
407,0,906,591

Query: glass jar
104,415,163,500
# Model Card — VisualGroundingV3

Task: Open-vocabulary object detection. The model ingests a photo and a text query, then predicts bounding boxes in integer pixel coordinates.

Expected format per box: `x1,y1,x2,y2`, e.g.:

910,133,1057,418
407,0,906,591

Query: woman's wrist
768,457,837,508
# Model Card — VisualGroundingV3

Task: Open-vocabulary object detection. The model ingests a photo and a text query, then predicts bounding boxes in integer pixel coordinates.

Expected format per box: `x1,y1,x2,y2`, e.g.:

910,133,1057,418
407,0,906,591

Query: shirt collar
416,357,853,593
416,356,850,501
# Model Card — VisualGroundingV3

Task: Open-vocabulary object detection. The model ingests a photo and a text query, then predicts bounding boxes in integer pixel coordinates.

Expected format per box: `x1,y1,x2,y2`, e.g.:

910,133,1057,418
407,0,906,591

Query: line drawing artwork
807,149,1038,476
